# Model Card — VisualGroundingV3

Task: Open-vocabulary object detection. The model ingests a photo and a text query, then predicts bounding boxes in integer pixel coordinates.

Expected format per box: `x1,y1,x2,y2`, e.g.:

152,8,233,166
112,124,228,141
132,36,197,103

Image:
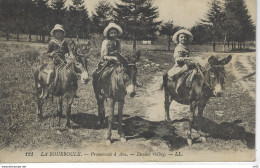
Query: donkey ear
219,55,232,65
208,55,218,65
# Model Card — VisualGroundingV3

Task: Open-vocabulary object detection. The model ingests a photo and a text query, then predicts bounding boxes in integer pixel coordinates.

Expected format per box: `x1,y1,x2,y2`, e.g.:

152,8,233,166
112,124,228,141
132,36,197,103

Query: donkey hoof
120,137,127,143
56,130,62,135
199,136,206,142
165,118,171,122
106,140,112,145
37,115,43,121
66,124,71,128
187,138,192,146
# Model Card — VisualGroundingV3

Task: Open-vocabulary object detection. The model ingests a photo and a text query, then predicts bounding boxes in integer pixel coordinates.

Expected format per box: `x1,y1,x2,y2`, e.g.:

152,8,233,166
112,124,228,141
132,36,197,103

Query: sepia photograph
0,0,256,163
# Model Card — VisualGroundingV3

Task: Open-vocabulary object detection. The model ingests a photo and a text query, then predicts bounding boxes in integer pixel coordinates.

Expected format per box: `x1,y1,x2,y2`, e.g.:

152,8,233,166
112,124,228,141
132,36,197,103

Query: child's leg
186,68,197,87
175,65,189,94
168,65,189,79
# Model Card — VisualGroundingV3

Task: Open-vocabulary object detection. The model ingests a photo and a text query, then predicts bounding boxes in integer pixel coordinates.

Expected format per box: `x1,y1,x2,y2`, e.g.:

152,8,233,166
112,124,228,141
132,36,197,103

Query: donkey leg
106,98,115,145
164,90,171,121
97,98,106,127
65,97,74,129
197,103,206,142
187,101,196,146
118,100,126,143
36,98,43,120
35,78,43,119
57,96,63,127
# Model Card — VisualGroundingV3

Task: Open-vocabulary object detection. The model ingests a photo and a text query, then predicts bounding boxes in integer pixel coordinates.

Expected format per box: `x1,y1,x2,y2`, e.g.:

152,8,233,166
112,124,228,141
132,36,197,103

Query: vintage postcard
0,0,256,163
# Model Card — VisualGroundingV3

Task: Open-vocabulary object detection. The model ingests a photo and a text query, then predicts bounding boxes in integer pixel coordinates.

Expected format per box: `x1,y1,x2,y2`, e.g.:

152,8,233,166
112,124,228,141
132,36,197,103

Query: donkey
93,51,140,145
34,42,89,128
162,55,232,146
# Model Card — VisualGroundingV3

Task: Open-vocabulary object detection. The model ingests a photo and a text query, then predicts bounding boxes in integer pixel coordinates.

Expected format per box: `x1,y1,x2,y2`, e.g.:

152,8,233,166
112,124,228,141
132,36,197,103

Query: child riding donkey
41,24,70,99
93,23,141,89
167,29,198,94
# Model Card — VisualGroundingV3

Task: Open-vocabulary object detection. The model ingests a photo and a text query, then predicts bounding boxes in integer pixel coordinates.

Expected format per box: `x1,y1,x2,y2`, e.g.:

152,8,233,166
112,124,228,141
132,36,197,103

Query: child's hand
50,51,56,57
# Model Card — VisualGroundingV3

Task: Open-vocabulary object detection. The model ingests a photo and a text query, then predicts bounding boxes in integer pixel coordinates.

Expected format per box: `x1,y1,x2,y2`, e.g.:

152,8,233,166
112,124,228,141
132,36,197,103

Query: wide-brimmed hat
103,23,123,37
172,29,193,44
50,24,65,36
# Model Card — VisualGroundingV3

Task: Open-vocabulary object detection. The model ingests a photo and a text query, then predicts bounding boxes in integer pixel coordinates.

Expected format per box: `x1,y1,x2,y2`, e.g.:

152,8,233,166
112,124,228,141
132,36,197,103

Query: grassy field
0,41,256,161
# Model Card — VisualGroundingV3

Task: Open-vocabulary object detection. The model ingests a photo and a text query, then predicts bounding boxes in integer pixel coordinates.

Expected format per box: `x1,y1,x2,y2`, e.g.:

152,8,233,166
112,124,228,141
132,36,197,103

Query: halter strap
195,63,212,89
55,56,79,77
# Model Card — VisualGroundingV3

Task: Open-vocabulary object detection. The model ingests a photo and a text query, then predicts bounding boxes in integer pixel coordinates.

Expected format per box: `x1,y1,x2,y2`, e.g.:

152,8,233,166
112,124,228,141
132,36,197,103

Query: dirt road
0,51,256,162
65,52,256,154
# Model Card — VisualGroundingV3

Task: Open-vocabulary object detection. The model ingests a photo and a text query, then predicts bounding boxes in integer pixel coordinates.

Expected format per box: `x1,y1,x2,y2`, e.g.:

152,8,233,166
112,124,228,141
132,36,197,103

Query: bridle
195,63,225,90
55,54,85,79
195,63,212,89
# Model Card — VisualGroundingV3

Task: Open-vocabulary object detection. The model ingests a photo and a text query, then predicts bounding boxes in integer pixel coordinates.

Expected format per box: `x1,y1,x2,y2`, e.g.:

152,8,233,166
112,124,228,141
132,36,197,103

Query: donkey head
68,41,89,84
125,50,141,97
207,55,232,97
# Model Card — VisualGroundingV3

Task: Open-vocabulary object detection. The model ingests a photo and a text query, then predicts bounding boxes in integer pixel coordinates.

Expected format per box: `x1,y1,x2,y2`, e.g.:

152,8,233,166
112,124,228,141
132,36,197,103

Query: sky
73,0,256,28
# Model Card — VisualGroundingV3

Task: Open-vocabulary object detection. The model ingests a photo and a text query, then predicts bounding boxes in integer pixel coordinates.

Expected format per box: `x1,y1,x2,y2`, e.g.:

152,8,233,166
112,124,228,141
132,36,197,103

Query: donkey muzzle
81,71,89,84
126,84,136,98
213,84,223,97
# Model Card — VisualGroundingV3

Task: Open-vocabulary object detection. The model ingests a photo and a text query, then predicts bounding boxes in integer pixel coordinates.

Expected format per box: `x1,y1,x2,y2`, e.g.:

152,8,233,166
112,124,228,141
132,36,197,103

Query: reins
195,63,212,89
55,55,80,78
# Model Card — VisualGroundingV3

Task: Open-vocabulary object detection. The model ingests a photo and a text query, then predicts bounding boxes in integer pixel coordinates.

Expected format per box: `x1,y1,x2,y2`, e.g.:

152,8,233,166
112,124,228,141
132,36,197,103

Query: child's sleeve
101,40,108,59
46,41,54,57
173,46,187,66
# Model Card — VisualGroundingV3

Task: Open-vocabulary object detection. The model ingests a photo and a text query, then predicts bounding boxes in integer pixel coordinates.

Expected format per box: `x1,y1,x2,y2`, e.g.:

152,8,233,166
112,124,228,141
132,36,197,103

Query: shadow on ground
193,117,255,149
70,113,130,130
123,116,187,150
70,113,254,150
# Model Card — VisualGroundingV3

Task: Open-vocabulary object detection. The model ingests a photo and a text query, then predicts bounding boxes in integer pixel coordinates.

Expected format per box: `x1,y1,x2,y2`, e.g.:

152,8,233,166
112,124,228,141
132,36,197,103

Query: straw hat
172,29,193,44
50,24,65,36
103,23,123,37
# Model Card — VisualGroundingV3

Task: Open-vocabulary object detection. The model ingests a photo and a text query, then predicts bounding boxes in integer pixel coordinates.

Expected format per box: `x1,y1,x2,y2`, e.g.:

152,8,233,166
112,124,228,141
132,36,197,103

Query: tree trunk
6,32,9,41
76,31,79,42
227,41,230,50
29,31,32,42
168,36,171,51
42,35,45,43
133,39,136,51
223,35,226,52
232,41,234,50
16,33,19,42
213,41,216,52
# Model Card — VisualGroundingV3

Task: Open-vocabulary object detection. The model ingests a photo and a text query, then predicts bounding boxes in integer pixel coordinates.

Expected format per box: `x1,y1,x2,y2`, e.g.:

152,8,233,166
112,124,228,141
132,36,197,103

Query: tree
114,0,161,50
224,0,255,50
34,0,50,42
159,21,181,50
190,23,212,45
50,0,66,25
91,0,114,35
201,0,225,51
21,0,37,42
0,0,23,41
66,0,90,41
